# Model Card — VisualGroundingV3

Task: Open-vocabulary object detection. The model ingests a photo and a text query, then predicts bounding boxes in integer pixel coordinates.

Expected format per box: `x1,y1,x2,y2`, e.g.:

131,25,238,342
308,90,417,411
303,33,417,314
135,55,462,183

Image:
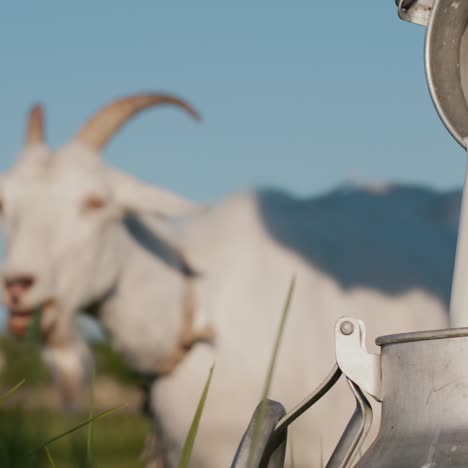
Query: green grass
0,321,151,467
45,447,57,468
0,335,49,388
178,365,214,468
0,408,151,468
0,337,145,390
0,379,26,405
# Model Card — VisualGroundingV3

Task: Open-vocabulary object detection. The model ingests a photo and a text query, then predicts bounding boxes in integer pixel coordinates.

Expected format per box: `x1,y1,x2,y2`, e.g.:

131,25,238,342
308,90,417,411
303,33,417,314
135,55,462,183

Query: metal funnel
397,0,468,327
399,0,468,148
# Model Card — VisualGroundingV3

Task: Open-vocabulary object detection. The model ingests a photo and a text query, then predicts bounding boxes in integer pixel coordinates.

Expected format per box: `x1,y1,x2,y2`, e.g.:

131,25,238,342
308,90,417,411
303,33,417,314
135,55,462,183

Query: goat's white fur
0,96,449,467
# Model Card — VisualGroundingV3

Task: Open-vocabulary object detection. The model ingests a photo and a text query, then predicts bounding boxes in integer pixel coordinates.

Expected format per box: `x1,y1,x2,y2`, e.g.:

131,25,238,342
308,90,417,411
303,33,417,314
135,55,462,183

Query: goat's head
1,94,200,337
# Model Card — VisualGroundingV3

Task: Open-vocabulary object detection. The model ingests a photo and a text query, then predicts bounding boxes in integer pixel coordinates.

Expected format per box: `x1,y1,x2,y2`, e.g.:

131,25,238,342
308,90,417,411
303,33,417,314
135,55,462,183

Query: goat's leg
139,378,169,468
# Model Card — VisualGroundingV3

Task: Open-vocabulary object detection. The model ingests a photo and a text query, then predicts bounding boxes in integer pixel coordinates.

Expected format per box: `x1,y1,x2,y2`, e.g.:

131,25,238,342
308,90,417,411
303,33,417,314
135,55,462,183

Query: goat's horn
75,93,201,151
26,104,45,145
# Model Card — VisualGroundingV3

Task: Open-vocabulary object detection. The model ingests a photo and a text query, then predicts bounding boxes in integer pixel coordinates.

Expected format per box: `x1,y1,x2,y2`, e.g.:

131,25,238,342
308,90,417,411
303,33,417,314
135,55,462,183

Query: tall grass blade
37,403,127,451
247,274,296,468
0,379,25,405
87,369,96,462
45,447,56,468
178,365,215,468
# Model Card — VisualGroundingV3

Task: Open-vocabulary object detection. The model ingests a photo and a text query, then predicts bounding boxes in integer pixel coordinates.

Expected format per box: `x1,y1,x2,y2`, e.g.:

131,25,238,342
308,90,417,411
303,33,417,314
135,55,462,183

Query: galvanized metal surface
396,0,434,26
355,332,468,467
395,0,468,148
376,325,468,345
257,365,342,468
256,364,372,468
335,317,381,401
231,399,287,468
325,379,372,468
425,0,468,148
449,163,468,328
267,365,342,438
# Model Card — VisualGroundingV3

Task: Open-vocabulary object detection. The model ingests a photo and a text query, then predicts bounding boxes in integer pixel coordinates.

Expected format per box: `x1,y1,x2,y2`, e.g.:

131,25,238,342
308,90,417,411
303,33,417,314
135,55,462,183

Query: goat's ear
107,168,199,218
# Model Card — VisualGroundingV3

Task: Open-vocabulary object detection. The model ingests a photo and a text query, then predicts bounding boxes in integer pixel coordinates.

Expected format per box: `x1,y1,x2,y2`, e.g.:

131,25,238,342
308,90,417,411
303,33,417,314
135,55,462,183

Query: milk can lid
376,327,468,346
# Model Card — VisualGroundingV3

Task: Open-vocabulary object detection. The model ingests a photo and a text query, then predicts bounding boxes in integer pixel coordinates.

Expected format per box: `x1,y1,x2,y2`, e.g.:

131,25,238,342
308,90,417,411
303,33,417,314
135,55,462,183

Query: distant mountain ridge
255,182,462,307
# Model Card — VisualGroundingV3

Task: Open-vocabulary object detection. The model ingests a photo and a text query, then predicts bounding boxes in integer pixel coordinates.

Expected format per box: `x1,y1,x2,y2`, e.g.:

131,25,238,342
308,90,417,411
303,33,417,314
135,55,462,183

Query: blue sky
0,2,465,203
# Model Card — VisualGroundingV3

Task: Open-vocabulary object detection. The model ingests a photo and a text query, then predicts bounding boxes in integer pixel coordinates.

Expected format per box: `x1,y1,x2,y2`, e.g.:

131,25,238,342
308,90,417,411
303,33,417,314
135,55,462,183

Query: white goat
1,94,450,467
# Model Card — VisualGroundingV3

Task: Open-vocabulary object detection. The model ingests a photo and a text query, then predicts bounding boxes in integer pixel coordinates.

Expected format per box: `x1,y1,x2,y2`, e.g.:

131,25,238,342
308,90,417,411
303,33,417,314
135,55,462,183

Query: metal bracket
396,0,434,27
232,400,287,468
256,364,373,468
239,317,380,467
335,317,382,402
326,378,373,468
258,365,343,468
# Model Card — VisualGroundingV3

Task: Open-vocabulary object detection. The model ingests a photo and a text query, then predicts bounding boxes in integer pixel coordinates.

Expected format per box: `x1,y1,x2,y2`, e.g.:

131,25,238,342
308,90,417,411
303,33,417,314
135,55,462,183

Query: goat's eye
82,195,106,212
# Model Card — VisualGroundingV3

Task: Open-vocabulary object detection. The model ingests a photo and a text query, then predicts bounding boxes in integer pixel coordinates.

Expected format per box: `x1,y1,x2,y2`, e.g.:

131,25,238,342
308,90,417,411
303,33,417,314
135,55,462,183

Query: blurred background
0,2,464,467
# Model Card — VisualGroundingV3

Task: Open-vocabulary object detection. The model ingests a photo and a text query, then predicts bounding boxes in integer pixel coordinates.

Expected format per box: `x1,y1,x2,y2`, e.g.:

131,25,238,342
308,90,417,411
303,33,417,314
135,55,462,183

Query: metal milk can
233,318,468,467
231,2,468,466
355,322,468,467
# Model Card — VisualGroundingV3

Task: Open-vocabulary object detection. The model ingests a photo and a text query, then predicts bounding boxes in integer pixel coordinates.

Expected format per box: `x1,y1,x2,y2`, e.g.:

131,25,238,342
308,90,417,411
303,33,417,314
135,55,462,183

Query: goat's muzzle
8,309,35,337
7,298,57,338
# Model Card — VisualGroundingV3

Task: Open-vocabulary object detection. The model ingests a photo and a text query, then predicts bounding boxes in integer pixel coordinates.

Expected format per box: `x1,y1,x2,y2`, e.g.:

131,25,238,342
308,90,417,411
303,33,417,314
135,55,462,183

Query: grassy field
0,407,151,468
0,332,155,467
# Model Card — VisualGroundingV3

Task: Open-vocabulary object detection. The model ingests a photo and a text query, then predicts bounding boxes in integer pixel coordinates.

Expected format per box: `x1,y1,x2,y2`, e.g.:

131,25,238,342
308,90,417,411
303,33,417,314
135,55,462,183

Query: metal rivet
340,321,354,335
